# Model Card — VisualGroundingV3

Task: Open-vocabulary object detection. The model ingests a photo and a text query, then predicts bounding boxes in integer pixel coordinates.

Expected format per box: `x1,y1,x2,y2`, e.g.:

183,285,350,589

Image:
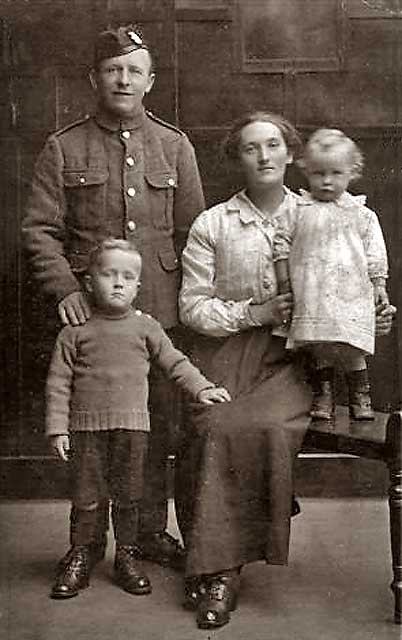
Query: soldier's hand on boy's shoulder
49,434,70,462
197,386,232,405
58,291,91,326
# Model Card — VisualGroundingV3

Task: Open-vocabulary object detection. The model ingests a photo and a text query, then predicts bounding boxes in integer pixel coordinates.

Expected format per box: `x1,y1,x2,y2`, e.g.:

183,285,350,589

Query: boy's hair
298,128,364,179
88,238,142,272
223,111,302,162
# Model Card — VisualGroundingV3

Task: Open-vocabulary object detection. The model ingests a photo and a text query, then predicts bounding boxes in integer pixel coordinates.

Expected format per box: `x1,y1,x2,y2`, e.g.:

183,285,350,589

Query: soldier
23,24,205,598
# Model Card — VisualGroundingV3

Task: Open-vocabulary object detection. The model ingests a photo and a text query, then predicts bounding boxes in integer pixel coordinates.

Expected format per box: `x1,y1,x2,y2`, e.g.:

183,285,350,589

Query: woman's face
238,121,293,190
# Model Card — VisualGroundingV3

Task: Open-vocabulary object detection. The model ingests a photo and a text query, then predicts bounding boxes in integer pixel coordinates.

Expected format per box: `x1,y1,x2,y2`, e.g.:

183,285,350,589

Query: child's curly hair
297,128,364,180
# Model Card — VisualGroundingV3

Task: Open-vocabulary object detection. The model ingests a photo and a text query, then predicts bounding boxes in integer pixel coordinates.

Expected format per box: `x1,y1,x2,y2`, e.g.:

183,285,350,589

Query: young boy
47,238,230,600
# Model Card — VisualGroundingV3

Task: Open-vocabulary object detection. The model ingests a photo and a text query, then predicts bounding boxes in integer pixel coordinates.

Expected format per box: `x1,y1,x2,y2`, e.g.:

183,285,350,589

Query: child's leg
111,430,152,595
309,344,338,421
51,432,109,599
337,345,374,420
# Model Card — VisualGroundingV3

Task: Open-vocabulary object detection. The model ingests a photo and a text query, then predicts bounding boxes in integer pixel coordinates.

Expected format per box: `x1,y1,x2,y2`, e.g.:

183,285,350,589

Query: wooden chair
302,407,402,624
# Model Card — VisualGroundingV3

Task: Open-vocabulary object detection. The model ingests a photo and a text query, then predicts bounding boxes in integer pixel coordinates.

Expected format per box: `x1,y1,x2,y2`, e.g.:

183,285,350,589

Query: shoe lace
208,580,227,602
118,544,142,559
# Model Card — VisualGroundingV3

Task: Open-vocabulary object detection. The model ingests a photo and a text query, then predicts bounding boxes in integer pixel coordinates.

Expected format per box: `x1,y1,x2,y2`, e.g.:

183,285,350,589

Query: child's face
305,147,355,202
87,248,141,314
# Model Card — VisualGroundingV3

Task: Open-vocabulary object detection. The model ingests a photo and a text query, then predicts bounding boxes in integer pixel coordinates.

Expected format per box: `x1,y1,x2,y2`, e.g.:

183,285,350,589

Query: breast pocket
63,169,109,233
145,171,177,231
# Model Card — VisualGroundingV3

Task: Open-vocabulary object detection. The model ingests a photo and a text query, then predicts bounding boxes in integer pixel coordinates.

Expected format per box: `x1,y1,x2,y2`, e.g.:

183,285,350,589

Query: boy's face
87,248,141,314
305,147,354,202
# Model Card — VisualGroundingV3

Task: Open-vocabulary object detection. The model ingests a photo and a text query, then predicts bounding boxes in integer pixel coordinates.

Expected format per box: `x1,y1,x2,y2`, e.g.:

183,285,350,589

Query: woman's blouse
179,188,298,337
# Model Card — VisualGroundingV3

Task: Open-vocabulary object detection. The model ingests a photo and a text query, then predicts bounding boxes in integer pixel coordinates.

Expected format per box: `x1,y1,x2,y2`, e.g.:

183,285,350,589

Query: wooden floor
0,498,400,640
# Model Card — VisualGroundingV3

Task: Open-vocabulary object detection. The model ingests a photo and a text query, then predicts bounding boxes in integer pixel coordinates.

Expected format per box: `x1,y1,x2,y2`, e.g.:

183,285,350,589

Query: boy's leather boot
310,367,335,421
50,545,91,599
114,545,152,595
55,535,107,576
348,369,375,420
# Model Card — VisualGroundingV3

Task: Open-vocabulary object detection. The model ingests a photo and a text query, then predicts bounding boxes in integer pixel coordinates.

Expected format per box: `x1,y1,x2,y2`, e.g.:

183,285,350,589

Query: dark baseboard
0,454,389,500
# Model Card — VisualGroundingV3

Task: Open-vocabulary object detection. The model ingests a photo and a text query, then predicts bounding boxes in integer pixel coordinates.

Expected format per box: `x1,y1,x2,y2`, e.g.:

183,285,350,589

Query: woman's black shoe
183,576,208,610
196,573,239,629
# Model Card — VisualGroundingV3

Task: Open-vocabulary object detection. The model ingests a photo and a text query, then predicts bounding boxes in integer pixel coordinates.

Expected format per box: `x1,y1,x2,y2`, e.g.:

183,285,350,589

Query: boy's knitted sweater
46,309,213,436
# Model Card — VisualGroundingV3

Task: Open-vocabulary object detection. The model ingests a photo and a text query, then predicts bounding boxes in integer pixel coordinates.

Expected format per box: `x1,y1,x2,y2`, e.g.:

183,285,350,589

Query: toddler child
47,238,230,599
273,128,389,421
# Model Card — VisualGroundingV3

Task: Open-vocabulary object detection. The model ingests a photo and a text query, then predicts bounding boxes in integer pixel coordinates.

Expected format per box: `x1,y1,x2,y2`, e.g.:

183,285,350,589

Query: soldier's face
93,48,155,118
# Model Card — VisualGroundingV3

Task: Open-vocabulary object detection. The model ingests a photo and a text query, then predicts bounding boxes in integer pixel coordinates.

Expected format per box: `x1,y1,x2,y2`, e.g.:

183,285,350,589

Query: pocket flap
145,172,177,189
159,248,179,272
63,170,108,187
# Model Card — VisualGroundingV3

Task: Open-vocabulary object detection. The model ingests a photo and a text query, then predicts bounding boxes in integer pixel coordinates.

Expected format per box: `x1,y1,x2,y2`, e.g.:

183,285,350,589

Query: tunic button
127,187,136,197
121,131,130,139
127,220,136,231
126,156,134,166
167,178,175,187
263,279,272,290
79,176,86,184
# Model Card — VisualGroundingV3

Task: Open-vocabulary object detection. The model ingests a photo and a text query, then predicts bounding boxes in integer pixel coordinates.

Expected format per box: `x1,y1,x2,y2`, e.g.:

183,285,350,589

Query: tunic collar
95,106,146,132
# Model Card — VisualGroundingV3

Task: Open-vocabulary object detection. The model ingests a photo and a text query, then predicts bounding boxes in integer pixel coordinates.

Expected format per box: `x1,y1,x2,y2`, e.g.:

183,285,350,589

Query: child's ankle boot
348,369,374,421
310,367,335,421
50,545,91,599
114,544,152,595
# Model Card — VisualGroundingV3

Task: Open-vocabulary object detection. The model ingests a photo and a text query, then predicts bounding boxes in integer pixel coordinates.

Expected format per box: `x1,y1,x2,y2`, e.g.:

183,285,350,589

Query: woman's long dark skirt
175,327,312,577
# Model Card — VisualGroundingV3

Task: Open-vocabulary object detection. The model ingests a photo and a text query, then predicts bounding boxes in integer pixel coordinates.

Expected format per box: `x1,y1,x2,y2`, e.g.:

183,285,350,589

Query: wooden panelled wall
0,0,401,496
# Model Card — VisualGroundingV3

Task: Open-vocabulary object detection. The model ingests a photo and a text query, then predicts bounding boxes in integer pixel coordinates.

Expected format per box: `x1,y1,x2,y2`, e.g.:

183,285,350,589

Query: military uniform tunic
23,107,205,329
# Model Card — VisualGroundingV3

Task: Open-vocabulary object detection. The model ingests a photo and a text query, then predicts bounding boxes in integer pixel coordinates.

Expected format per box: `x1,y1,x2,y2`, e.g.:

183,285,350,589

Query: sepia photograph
0,1,401,638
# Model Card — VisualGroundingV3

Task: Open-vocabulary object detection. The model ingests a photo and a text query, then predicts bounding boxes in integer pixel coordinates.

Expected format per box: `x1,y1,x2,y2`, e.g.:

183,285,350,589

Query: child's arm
275,258,292,295
46,327,76,451
147,318,231,401
363,208,389,305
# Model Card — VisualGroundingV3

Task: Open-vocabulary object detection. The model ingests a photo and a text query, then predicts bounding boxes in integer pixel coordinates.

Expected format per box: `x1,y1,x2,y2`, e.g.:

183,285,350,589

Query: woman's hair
88,238,142,271
223,111,302,162
298,128,364,179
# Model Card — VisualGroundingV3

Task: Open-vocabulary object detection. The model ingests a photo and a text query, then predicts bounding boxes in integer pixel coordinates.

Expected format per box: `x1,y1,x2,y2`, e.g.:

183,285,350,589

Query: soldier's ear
84,274,93,293
89,69,98,91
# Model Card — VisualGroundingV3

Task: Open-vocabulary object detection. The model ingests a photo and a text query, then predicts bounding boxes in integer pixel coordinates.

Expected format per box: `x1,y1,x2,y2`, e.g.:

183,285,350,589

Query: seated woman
175,111,395,630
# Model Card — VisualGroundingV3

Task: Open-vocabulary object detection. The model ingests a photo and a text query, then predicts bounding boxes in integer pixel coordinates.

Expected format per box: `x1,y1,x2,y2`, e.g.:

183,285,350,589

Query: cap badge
128,31,143,45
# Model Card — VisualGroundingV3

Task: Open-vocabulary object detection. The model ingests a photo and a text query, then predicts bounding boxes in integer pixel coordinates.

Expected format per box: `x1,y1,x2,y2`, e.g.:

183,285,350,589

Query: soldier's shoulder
145,111,184,138
52,115,93,139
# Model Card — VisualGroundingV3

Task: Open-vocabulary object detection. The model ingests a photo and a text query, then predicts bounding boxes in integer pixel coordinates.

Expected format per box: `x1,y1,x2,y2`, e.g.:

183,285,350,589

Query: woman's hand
197,386,232,404
375,302,396,336
49,434,70,462
249,293,293,328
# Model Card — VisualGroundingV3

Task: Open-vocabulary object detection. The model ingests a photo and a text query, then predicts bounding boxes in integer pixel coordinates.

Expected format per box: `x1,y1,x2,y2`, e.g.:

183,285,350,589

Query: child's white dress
273,190,388,355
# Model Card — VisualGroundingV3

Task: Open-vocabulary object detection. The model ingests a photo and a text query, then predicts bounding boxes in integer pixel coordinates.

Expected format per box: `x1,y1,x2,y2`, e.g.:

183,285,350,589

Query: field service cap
95,25,149,64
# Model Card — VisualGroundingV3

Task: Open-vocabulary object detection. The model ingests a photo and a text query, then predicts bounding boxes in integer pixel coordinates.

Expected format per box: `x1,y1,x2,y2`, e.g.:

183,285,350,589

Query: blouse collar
227,187,297,225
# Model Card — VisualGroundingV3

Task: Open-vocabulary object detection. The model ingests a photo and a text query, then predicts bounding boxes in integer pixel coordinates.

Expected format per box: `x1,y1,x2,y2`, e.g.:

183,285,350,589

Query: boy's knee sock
112,502,140,546
70,501,109,546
